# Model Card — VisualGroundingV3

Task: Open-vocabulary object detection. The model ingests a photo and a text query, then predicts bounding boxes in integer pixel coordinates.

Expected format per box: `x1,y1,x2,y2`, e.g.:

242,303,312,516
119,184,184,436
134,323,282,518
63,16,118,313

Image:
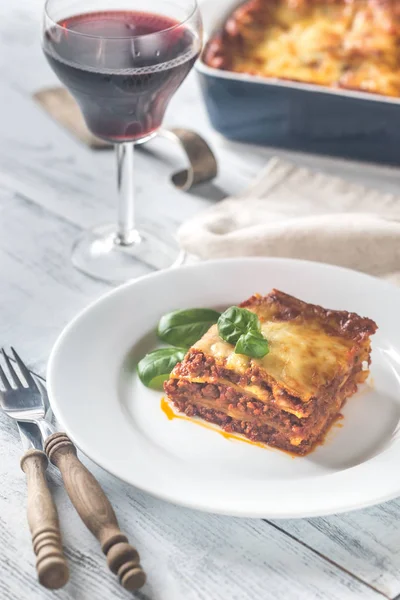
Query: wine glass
42,0,202,283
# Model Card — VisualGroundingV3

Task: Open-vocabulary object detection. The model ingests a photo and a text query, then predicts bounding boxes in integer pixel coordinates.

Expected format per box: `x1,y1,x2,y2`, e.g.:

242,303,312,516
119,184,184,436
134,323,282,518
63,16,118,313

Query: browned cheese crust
203,0,400,97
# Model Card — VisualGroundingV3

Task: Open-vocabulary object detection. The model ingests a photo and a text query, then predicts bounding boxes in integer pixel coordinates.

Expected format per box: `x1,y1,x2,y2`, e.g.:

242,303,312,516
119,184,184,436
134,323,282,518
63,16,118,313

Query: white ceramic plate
48,258,400,518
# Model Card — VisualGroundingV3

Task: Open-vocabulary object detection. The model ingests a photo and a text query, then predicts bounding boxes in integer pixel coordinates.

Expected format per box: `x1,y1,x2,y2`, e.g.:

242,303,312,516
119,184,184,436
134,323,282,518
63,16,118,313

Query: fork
0,350,69,589
0,348,146,592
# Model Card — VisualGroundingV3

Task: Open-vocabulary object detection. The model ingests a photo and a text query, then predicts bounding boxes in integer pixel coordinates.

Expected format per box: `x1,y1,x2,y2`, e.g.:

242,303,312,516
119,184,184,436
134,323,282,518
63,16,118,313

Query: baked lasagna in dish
164,290,377,455
203,0,400,97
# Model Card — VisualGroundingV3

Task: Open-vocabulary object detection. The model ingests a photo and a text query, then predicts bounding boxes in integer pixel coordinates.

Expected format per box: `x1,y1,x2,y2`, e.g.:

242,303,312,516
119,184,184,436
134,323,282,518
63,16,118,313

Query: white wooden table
2,2,400,599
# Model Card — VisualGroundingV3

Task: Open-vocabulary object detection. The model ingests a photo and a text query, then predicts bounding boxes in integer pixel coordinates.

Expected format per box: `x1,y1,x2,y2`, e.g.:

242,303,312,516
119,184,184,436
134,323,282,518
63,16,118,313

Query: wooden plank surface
0,1,400,599
274,504,400,599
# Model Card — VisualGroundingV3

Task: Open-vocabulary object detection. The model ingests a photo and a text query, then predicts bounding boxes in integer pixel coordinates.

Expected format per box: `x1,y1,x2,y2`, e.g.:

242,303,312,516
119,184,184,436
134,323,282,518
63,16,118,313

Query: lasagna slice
164,290,377,455
203,0,400,97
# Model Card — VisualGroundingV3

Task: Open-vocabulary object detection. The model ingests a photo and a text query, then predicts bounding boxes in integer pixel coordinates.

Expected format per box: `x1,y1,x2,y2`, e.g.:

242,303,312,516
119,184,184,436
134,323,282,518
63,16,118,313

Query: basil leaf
137,347,186,390
235,331,269,358
217,306,261,345
158,308,221,348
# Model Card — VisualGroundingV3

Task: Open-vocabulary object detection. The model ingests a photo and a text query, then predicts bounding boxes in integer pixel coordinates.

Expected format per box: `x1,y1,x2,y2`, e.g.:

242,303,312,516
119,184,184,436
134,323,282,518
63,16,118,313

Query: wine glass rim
44,0,199,39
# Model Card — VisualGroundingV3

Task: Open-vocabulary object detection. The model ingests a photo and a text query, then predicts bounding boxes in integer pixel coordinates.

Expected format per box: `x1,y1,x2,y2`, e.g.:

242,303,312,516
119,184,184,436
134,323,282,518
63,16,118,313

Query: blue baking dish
196,0,400,165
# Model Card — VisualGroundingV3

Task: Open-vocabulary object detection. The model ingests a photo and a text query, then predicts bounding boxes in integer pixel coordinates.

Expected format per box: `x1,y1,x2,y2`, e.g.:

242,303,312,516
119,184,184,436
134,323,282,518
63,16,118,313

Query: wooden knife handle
20,449,69,590
44,433,146,591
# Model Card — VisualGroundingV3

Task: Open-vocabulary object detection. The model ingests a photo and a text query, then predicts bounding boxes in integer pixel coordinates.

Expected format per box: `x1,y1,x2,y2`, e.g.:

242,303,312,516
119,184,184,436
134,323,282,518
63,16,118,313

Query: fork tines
0,348,37,391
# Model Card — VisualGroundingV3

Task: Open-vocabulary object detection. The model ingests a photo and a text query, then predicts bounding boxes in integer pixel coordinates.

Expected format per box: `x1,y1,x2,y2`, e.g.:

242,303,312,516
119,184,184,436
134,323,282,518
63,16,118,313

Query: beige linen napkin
178,157,400,282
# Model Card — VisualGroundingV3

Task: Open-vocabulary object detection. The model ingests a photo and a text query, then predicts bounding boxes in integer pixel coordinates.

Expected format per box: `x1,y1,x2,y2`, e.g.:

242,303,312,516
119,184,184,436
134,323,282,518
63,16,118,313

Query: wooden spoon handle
44,432,146,591
20,449,69,590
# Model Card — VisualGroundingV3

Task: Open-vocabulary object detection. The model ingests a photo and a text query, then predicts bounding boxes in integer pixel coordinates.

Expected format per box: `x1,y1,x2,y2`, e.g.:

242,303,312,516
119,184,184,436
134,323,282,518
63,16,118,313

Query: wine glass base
72,224,183,284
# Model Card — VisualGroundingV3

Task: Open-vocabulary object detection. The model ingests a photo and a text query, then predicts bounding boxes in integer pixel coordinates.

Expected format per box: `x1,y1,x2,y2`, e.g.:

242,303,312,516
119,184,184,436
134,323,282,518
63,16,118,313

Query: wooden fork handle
44,432,146,591
20,449,69,590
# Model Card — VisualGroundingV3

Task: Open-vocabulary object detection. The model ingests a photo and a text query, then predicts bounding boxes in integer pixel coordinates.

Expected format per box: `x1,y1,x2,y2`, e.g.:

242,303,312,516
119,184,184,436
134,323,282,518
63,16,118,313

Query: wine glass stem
115,142,140,246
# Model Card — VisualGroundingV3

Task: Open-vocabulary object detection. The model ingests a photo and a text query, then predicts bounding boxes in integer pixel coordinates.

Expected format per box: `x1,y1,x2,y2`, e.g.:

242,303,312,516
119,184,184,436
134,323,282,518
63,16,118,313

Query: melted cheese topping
193,321,353,401
225,1,400,97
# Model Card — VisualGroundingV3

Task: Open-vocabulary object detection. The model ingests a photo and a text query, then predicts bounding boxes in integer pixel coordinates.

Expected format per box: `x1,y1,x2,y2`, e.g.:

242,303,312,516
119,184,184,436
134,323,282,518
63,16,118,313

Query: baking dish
196,0,400,165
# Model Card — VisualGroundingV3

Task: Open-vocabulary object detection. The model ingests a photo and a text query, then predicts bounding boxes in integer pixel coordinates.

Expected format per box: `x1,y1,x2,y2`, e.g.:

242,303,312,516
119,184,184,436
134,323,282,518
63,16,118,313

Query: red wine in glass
43,11,199,141
42,0,202,284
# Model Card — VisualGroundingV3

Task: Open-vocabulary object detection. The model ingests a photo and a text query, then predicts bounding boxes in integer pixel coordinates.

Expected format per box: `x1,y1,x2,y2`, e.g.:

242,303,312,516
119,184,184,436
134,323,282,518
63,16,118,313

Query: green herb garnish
217,306,260,344
137,347,186,390
218,306,269,358
234,331,269,358
157,308,220,348
138,304,270,390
